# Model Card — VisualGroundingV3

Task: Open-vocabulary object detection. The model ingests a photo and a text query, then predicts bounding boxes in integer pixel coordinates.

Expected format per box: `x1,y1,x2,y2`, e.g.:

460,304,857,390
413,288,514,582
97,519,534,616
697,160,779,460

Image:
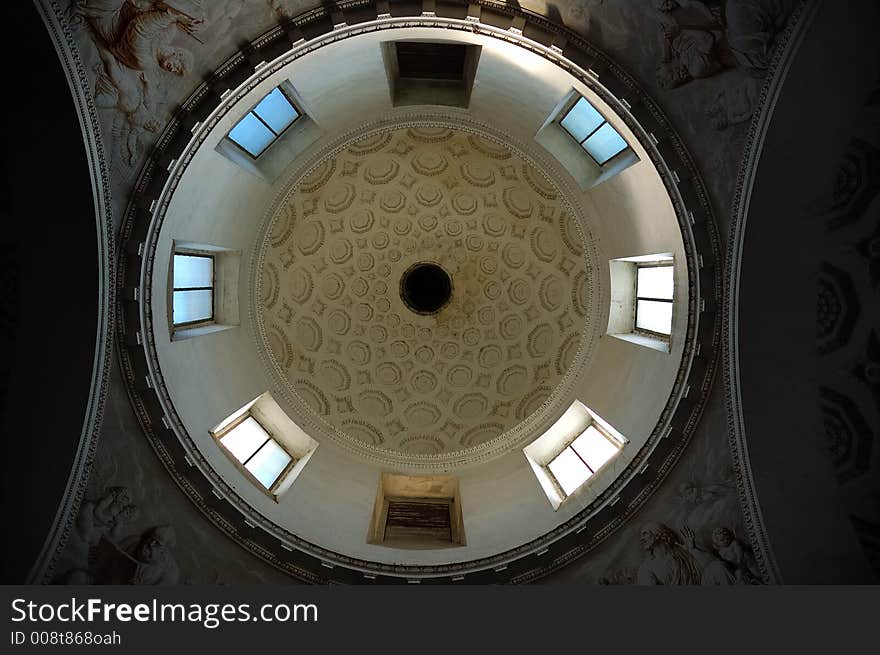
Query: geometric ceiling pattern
257,125,597,456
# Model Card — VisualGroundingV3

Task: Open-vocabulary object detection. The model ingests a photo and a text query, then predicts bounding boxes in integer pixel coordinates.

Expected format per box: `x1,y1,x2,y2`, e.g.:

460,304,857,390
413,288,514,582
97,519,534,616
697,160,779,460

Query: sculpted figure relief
636,521,704,584
267,0,296,19
118,525,181,585
72,0,204,164
75,485,139,546
673,477,736,529
59,485,139,579
711,526,762,583
633,522,763,585
62,524,181,585
653,0,726,89
724,0,798,75
57,483,181,585
704,0,798,129
651,0,797,129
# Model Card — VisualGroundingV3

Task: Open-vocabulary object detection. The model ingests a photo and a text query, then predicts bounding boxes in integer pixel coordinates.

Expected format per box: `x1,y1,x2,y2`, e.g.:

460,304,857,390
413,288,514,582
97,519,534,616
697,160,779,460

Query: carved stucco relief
256,125,599,458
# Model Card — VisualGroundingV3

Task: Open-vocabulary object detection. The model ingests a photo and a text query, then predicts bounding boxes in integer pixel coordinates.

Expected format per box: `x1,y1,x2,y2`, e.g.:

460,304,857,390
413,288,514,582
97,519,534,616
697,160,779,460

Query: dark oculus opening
400,262,452,314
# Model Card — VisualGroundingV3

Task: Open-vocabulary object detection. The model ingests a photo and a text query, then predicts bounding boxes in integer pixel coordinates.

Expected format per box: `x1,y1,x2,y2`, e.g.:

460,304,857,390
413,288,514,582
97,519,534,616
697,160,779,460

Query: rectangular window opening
369,474,465,549
383,41,481,109
216,414,296,492
635,262,674,337
211,392,319,500
245,439,293,490
560,96,629,166
384,498,454,543
228,86,302,158
548,446,592,496
524,400,627,508
545,422,623,500
172,253,214,327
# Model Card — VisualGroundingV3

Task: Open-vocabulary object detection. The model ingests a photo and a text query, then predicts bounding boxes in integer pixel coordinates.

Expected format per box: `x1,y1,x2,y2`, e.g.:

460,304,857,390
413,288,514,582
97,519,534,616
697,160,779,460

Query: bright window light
245,440,293,489
228,113,275,157
253,87,299,133
525,401,627,506
560,96,629,166
636,300,673,333
571,425,619,472
548,447,592,496
228,86,301,157
217,415,295,491
560,97,604,141
583,122,628,166
173,254,212,288
637,265,674,300
172,254,213,326
220,416,271,463
635,262,674,335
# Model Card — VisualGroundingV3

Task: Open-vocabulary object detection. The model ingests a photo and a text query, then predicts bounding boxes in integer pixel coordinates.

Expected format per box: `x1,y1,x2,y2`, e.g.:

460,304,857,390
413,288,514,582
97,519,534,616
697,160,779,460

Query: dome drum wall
117,3,721,583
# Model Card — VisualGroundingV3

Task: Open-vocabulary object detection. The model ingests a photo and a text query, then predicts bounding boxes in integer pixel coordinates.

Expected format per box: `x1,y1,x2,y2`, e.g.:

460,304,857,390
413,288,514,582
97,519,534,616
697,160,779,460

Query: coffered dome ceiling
111,9,719,581
255,124,600,460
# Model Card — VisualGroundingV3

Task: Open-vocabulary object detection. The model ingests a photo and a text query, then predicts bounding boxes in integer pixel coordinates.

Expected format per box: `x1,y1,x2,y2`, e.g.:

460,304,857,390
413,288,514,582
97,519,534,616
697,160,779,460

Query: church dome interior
5,0,879,587
135,16,704,576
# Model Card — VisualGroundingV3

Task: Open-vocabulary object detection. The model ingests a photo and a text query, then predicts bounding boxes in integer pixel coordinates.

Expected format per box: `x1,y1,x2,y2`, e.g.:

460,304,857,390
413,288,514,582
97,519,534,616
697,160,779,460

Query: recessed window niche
169,242,241,341
210,392,318,501
524,400,627,510
607,253,675,353
215,81,322,183
381,41,481,108
535,90,639,190
368,473,466,549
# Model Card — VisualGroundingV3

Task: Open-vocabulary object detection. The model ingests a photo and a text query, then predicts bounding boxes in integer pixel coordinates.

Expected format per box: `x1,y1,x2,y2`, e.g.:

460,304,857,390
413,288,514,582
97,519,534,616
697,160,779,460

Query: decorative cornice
723,0,817,585
28,0,115,584
113,1,721,583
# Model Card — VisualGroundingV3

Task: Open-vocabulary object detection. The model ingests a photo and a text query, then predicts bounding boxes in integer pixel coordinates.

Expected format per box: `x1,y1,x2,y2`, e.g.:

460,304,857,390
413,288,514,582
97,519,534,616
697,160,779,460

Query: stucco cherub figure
679,525,738,584
123,525,181,585
673,478,737,529
711,526,762,583
75,485,139,546
635,521,758,585
56,485,139,583
653,0,725,89
74,0,204,165
724,0,797,76
65,524,181,585
65,485,139,569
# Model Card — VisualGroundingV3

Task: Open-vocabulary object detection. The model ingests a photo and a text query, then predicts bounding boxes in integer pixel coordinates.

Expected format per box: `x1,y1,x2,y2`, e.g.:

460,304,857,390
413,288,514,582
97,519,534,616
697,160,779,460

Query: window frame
382,496,455,543
559,97,629,167
227,86,303,160
171,252,215,329
633,261,674,339
212,412,298,499
368,474,466,548
545,422,623,500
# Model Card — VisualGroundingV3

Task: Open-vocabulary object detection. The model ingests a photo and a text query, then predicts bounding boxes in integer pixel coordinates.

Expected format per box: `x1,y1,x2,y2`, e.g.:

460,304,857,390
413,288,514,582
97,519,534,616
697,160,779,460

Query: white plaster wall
150,28,688,567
